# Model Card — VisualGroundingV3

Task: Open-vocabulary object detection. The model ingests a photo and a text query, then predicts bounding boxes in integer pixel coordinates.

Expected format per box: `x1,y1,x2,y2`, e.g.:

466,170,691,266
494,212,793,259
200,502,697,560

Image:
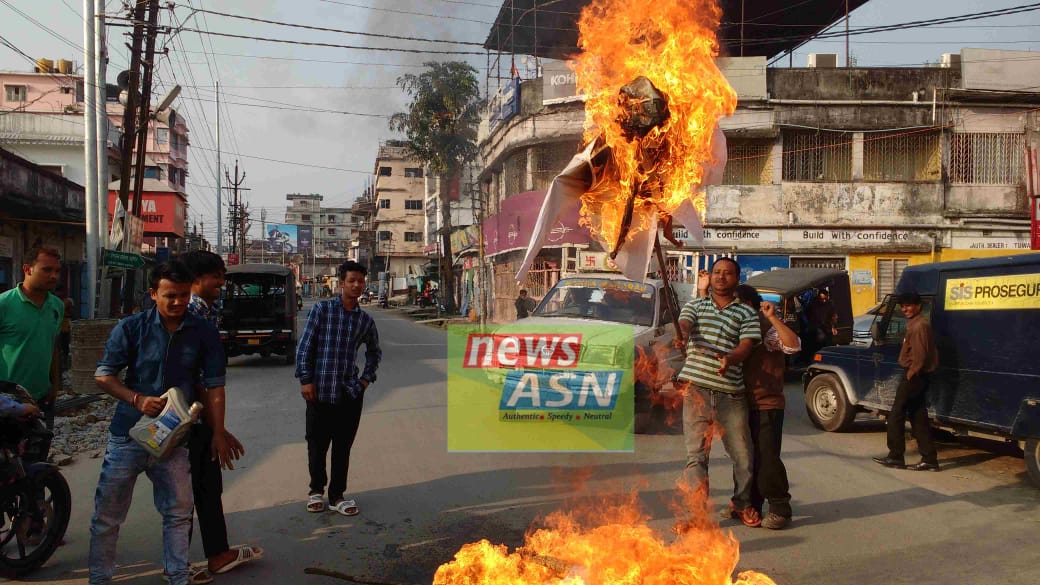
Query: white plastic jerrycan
129,386,203,459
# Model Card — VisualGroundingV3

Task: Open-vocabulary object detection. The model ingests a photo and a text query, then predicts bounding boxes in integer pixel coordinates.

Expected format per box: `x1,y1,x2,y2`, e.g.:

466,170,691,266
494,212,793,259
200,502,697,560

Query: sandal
329,498,359,516
162,566,214,585
307,493,325,513
212,545,263,575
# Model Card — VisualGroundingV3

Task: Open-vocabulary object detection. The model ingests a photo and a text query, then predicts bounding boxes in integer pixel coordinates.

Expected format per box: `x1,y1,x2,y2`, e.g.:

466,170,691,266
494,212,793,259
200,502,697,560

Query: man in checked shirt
296,260,382,516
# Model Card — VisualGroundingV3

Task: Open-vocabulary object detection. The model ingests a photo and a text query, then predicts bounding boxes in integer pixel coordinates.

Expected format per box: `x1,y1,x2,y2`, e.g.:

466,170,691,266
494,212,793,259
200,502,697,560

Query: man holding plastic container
88,261,226,585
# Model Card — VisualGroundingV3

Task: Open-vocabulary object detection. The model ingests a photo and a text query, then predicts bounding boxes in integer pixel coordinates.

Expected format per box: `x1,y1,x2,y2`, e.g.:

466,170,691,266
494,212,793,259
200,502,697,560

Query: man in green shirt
0,245,64,431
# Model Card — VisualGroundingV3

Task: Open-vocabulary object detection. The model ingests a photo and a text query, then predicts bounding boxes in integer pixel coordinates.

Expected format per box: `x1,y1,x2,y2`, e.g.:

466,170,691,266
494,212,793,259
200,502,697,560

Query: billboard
106,191,187,238
266,223,298,253
298,225,313,254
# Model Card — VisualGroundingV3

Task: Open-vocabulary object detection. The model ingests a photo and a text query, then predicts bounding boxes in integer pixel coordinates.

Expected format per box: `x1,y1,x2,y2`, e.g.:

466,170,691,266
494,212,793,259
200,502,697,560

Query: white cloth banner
516,125,727,283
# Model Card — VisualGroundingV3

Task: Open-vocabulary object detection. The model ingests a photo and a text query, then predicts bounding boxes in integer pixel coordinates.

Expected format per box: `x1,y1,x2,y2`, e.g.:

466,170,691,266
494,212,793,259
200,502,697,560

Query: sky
1,0,1038,246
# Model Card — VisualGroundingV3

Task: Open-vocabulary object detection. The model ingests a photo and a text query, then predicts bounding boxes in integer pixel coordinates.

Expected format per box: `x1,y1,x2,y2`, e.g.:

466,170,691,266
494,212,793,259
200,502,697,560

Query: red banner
481,190,591,257
107,191,186,238
1032,197,1040,251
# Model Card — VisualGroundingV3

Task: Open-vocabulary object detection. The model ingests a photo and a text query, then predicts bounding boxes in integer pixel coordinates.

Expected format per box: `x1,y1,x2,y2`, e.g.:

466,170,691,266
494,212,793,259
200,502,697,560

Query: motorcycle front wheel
0,469,72,578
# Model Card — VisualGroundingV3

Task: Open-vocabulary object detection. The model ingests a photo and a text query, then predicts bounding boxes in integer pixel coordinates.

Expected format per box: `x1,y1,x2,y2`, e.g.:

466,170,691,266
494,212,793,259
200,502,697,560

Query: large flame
571,0,736,248
433,488,775,585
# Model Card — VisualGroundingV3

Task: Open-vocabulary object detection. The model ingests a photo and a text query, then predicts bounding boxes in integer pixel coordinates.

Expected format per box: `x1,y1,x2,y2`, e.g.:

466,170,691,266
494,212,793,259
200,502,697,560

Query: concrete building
0,61,121,186
0,147,86,309
478,21,1040,319
270,193,359,287
371,141,427,288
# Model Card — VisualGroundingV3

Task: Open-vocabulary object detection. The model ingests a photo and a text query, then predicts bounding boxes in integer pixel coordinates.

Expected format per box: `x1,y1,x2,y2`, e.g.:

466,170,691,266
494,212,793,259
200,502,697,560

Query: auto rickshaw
220,264,298,365
743,268,854,365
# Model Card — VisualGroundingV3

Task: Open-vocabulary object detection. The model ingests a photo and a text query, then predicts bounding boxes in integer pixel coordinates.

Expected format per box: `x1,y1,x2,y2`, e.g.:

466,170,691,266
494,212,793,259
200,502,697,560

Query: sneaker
737,506,762,528
719,502,737,520
761,512,790,530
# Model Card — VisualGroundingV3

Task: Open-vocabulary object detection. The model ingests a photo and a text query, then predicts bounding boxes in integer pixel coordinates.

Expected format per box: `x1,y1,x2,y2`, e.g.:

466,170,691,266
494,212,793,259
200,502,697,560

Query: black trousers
306,397,364,503
188,423,229,559
886,372,938,465
748,409,792,518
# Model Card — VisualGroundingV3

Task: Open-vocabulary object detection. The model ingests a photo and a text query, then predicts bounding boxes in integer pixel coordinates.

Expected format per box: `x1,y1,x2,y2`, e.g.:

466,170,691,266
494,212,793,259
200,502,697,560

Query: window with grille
405,200,423,210
864,131,941,182
378,230,392,241
404,232,423,242
156,128,169,144
532,140,581,191
5,85,27,102
876,258,908,302
949,133,1023,185
782,130,852,182
724,140,773,185
503,150,526,197
790,256,846,270
378,166,392,176
404,167,423,178
378,199,390,209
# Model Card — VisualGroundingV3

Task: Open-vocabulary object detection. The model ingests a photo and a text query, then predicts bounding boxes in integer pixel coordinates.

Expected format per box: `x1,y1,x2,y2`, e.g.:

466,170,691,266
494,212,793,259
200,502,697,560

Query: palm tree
390,61,482,314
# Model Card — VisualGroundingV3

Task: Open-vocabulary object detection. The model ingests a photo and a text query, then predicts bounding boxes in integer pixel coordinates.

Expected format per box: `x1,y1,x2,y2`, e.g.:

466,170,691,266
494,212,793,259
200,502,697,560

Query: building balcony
0,112,122,150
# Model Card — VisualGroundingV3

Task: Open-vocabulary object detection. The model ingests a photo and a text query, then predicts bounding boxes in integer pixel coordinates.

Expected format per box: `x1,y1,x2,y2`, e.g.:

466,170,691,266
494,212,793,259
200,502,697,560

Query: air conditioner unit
808,54,838,68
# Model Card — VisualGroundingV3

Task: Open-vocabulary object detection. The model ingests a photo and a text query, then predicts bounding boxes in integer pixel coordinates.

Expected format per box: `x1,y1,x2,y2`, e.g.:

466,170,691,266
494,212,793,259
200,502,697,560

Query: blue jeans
682,386,754,510
88,434,194,585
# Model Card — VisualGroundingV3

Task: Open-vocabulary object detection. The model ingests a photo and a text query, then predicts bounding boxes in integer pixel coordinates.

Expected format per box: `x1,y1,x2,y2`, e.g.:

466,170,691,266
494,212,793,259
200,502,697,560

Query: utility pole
215,81,222,255
95,0,111,317
113,0,147,314
223,161,248,262
122,0,160,314
260,208,267,263
83,0,99,318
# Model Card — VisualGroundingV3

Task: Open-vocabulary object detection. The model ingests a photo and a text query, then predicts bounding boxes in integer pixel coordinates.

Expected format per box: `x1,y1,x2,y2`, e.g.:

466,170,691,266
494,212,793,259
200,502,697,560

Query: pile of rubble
49,393,113,466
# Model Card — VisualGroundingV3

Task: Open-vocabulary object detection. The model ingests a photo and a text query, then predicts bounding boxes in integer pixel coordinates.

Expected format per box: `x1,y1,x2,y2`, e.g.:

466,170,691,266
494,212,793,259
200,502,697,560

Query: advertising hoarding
266,223,298,253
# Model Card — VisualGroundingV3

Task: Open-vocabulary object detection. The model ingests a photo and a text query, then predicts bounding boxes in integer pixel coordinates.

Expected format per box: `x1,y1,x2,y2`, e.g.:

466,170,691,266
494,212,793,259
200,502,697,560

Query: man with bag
88,261,227,585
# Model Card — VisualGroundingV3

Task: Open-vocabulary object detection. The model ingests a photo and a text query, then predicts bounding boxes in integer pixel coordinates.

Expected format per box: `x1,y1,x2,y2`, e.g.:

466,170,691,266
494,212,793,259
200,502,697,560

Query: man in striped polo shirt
677,258,762,527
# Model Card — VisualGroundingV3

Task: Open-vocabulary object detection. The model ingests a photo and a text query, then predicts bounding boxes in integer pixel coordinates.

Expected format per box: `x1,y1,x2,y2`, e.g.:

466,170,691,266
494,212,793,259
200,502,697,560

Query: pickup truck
518,272,691,433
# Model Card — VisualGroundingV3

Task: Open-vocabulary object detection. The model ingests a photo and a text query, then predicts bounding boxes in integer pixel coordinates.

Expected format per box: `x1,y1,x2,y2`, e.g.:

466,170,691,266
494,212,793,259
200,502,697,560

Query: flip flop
212,545,264,575
329,499,359,516
306,493,325,513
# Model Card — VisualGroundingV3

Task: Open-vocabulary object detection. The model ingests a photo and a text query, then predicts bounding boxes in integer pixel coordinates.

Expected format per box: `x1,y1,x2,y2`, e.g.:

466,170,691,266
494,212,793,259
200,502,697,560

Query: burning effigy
432,1,774,583
517,0,736,283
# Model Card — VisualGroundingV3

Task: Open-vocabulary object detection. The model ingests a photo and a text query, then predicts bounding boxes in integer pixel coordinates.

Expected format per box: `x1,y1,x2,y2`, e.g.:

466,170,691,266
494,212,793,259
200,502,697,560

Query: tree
390,61,482,314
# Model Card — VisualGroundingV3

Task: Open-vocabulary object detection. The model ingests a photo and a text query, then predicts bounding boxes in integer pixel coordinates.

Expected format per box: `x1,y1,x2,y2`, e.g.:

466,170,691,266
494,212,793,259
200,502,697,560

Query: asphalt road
11,301,1040,585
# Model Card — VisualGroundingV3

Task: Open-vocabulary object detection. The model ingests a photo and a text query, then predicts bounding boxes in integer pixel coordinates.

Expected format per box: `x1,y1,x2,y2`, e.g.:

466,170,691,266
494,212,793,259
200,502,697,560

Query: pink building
0,59,121,186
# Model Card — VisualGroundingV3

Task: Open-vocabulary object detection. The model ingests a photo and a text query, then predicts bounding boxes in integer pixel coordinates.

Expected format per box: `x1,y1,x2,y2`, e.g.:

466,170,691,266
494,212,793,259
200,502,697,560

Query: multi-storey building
478,5,1040,319
276,193,359,285
371,140,427,286
0,59,121,187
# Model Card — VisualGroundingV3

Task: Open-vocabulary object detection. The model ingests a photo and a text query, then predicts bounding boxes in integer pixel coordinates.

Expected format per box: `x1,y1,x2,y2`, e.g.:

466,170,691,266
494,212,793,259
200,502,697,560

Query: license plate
247,339,260,345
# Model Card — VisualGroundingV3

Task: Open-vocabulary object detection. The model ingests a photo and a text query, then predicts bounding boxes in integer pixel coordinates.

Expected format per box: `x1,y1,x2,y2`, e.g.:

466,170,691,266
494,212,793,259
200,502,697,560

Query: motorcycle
0,382,71,578
359,290,372,305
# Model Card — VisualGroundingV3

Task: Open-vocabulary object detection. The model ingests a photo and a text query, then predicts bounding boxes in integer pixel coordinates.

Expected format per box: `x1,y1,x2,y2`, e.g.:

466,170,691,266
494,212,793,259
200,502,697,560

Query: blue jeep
803,254,1040,488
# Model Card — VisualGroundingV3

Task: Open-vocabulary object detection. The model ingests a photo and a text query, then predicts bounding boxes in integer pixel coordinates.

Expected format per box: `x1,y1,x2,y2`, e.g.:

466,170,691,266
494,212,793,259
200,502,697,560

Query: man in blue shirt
296,260,381,516
89,261,226,585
